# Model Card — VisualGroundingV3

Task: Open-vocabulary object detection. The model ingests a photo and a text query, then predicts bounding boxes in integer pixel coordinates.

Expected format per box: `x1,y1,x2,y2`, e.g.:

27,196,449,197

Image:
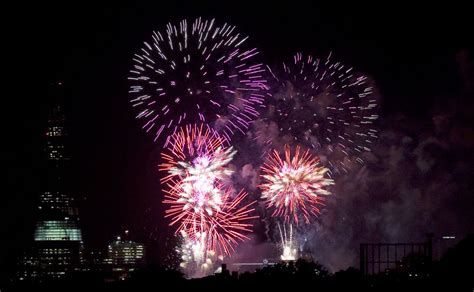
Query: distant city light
442,236,456,239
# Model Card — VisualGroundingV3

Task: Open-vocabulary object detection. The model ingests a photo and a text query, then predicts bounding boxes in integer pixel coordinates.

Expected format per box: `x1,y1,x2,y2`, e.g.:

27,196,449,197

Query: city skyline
2,1,473,286
14,93,146,283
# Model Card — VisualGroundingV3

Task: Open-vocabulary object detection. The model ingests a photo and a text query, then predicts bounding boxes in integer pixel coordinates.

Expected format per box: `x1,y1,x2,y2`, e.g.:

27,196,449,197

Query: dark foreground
5,234,473,291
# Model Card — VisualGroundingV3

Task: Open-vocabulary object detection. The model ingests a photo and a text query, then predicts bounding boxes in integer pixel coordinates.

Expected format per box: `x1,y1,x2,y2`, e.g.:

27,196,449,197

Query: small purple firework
128,18,270,144
261,52,379,176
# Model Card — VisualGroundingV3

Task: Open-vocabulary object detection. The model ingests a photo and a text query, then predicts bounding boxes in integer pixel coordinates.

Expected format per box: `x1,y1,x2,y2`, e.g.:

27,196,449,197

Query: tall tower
33,83,83,279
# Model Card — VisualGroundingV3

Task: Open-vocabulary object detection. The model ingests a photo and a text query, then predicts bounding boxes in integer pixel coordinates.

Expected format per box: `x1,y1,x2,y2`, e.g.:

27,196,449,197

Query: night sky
2,1,473,277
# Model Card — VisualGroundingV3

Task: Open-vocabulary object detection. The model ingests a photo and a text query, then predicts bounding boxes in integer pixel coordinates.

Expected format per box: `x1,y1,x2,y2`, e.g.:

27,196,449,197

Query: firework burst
260,144,334,225
129,17,270,144
160,124,256,256
164,185,257,256
159,124,235,215
261,52,379,175
159,124,234,182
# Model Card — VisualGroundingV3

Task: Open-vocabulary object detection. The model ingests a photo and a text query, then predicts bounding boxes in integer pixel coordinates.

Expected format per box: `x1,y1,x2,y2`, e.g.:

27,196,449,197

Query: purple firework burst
260,52,379,176
128,18,270,144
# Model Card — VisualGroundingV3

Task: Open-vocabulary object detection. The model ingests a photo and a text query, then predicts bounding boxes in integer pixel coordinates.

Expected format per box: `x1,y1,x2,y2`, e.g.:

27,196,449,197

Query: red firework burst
164,184,257,255
159,123,256,256
259,144,334,224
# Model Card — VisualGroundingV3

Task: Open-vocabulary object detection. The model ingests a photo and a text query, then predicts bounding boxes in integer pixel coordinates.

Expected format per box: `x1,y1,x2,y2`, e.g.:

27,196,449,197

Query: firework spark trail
262,52,379,175
177,230,224,277
260,144,334,225
278,223,297,261
179,230,206,267
129,18,270,144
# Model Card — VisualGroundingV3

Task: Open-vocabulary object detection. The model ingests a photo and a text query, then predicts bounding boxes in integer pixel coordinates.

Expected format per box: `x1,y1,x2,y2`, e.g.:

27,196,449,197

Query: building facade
107,236,145,268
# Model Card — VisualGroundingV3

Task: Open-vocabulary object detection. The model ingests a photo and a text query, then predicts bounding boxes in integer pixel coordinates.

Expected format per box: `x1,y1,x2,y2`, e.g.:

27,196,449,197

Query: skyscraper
32,83,83,279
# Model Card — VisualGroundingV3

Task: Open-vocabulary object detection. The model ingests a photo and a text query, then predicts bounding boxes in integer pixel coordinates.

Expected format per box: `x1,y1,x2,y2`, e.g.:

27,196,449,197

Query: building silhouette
16,83,83,281
360,234,433,275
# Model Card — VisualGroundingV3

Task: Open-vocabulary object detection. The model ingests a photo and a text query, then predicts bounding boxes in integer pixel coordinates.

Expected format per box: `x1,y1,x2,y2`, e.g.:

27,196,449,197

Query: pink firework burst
259,144,334,225
159,124,256,255
128,18,270,144
159,124,232,185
